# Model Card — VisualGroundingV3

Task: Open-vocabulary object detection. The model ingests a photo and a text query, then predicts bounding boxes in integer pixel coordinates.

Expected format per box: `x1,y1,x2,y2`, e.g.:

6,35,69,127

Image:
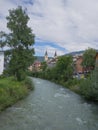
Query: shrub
79,66,98,101
24,77,34,90
0,77,34,111
79,78,93,99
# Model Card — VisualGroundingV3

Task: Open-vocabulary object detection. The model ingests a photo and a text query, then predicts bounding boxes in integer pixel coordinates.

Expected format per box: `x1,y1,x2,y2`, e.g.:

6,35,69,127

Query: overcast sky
0,0,98,56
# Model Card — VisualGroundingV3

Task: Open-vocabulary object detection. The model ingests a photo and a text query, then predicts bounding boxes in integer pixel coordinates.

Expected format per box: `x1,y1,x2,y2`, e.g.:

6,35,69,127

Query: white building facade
0,51,4,75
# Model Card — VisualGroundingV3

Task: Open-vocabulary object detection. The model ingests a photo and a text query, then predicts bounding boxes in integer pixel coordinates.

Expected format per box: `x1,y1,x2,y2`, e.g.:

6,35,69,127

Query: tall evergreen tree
5,6,35,81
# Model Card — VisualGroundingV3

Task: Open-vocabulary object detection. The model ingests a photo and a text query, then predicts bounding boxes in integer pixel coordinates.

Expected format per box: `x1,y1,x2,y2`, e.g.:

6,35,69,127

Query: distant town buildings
44,50,48,62
73,55,84,74
0,48,97,77
28,60,41,72
44,50,58,68
28,50,98,77
73,52,97,78
28,51,58,72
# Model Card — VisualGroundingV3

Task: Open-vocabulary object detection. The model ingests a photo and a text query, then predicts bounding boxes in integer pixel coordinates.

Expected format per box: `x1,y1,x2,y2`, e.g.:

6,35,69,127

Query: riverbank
0,77,34,112
31,71,98,102
56,78,81,94
45,78,98,102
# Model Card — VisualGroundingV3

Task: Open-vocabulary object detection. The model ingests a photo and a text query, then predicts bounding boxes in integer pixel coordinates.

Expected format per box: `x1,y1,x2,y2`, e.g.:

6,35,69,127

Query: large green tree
41,61,47,71
82,48,96,70
5,6,35,81
54,55,73,81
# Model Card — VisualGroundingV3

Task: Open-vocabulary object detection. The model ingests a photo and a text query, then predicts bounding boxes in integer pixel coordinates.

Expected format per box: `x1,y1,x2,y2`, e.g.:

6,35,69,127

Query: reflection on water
0,78,98,130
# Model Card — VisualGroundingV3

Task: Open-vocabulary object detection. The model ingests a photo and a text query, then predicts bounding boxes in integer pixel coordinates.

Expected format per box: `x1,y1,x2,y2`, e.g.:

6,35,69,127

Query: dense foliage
0,31,6,49
82,48,96,70
55,56,73,81
41,61,47,71
0,77,34,112
1,6,35,81
80,65,98,101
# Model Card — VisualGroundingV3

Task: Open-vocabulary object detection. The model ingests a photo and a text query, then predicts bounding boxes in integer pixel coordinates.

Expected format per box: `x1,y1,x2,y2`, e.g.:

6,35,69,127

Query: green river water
0,78,98,130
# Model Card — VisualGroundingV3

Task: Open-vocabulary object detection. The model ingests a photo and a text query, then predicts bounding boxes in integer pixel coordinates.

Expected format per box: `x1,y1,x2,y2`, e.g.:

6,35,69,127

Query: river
0,78,98,130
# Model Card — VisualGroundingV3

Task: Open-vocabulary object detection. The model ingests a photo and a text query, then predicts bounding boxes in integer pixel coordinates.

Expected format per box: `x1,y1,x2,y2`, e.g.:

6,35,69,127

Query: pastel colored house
0,51,4,75
75,56,84,74
73,55,84,74
29,61,41,72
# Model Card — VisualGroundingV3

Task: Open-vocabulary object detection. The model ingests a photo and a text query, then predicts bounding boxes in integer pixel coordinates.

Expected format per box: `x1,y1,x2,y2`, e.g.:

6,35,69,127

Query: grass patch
0,77,34,112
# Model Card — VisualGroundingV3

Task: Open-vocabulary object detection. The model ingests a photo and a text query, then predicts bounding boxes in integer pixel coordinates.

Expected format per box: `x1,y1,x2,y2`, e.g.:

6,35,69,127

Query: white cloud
0,0,17,32
28,0,98,52
0,0,98,55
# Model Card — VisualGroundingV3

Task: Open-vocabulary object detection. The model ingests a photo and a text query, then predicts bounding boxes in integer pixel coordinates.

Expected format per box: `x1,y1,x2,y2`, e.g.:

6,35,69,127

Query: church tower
54,51,57,59
44,50,48,62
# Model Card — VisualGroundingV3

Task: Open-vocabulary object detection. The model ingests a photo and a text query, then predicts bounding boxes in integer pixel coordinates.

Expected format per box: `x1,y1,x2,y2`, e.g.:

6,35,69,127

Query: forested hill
34,56,44,62
66,50,84,56
34,56,52,62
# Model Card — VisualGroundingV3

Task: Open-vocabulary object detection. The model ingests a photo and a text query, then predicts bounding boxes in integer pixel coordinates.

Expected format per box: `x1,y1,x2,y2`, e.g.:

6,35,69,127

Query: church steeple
45,50,48,56
54,51,57,59
44,50,48,62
